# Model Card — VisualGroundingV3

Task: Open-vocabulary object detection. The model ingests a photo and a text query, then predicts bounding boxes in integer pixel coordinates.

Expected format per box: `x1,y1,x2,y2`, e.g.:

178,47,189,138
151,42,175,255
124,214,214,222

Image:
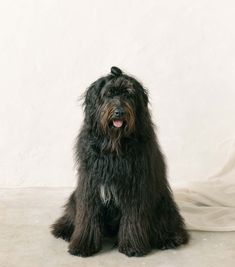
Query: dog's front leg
68,201,103,257
118,207,151,257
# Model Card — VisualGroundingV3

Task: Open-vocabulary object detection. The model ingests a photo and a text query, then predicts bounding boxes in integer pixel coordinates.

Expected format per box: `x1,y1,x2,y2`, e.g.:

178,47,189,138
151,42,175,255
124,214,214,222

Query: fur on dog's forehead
83,72,149,111
100,77,134,98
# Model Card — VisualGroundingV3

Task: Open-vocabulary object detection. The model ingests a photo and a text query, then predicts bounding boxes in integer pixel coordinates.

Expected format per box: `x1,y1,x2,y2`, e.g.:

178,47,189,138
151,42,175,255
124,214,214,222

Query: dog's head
83,67,149,152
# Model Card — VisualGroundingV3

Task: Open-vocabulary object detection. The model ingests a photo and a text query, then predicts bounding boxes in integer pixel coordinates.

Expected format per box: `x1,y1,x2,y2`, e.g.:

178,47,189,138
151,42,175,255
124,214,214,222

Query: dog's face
99,79,136,137
84,67,149,152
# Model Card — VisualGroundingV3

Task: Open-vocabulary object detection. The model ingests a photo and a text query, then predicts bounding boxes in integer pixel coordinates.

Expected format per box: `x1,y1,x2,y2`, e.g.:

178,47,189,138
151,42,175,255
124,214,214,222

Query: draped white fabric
175,141,235,231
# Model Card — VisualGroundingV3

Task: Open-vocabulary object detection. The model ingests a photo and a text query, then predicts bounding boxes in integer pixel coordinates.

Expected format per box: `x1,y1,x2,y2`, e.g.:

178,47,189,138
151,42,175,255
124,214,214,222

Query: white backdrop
1,0,235,187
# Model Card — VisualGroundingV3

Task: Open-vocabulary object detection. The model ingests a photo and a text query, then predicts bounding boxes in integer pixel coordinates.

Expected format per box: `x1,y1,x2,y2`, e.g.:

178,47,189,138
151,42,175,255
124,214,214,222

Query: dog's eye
123,91,132,99
105,88,119,97
105,91,112,98
127,87,134,94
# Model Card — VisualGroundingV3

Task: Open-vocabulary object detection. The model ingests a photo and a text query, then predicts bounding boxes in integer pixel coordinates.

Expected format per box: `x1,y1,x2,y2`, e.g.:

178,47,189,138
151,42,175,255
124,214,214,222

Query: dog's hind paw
157,231,189,250
51,221,73,242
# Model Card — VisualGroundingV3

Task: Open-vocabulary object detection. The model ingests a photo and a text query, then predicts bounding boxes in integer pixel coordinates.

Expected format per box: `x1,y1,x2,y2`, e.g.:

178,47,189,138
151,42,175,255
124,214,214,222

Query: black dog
51,67,189,257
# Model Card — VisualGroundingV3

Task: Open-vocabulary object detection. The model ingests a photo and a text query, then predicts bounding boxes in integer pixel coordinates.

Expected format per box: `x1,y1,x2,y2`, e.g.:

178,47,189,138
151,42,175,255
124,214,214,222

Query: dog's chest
93,155,132,206
99,184,118,206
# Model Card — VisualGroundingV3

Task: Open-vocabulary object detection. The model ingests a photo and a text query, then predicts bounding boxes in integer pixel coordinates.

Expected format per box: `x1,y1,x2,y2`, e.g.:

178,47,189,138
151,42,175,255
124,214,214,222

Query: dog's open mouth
113,119,123,128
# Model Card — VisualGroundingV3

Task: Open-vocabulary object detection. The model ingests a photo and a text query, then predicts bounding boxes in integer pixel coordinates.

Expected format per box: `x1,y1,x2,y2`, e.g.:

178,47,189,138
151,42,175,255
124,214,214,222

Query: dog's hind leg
153,190,189,250
51,191,76,242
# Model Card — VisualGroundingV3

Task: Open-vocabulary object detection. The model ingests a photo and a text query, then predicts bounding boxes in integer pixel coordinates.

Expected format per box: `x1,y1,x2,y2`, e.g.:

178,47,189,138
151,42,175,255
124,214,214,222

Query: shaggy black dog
51,66,189,257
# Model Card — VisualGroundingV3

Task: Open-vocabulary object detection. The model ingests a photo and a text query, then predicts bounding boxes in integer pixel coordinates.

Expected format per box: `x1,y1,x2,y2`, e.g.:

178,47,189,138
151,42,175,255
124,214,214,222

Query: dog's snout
114,107,124,118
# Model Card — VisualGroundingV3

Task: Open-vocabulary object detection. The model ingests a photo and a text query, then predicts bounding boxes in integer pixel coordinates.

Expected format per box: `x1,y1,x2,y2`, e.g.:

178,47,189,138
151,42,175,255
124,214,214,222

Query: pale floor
0,188,234,267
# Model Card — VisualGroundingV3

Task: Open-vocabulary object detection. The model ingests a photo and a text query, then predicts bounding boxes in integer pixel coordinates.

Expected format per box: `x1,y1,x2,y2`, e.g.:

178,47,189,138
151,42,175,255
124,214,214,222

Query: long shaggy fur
51,66,189,257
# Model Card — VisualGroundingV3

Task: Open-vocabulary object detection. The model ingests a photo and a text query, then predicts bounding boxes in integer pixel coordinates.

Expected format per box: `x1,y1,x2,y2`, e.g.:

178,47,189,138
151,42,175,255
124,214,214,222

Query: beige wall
1,0,235,187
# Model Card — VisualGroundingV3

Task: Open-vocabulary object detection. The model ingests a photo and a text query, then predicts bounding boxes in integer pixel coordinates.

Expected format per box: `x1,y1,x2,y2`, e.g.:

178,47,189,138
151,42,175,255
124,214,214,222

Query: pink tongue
113,119,123,128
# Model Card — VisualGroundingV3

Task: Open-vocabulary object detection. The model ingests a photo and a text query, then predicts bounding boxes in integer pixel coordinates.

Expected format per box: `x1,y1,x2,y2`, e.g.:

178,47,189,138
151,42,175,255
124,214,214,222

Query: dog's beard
99,102,135,153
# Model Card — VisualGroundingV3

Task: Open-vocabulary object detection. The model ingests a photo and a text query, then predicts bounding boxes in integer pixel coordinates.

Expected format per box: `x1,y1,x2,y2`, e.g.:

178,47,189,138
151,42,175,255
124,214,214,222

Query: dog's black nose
114,107,124,118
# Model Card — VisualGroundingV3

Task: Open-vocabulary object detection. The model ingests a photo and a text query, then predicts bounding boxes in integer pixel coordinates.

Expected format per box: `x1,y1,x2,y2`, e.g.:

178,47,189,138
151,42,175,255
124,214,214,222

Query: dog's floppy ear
83,77,108,122
84,79,105,105
130,77,149,107
142,88,149,107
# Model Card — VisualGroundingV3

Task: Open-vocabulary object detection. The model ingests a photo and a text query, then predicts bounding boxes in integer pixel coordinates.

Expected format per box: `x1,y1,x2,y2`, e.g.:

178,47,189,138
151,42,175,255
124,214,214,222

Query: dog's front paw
68,242,101,257
68,246,93,257
119,243,148,257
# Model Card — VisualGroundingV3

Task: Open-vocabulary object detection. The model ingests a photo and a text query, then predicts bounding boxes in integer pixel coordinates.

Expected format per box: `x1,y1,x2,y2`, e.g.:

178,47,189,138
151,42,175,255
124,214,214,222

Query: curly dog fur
51,66,189,257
